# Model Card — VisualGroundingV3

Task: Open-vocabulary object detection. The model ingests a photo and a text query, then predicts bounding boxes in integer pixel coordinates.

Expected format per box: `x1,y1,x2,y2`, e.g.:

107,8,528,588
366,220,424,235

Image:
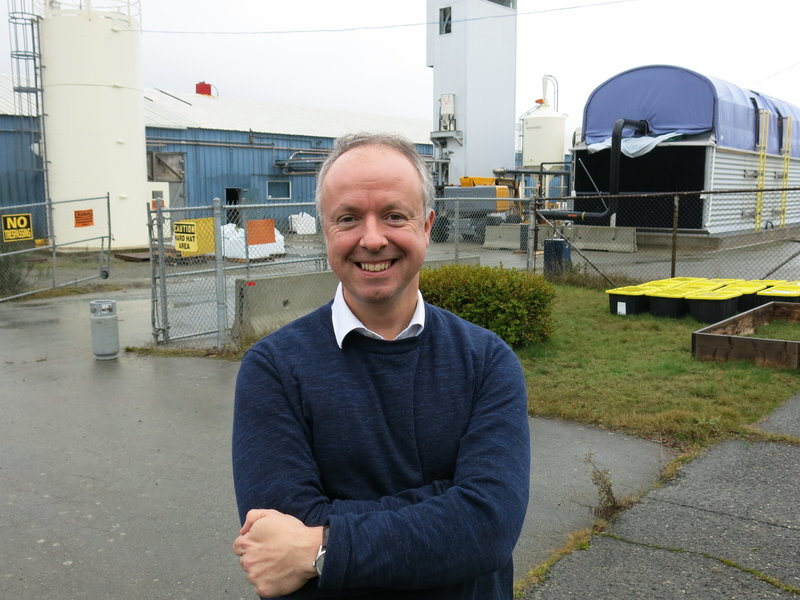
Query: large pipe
539,117,649,222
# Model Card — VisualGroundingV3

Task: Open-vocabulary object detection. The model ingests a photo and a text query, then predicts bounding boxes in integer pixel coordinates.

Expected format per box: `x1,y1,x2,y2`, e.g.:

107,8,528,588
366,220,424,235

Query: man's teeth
361,262,391,272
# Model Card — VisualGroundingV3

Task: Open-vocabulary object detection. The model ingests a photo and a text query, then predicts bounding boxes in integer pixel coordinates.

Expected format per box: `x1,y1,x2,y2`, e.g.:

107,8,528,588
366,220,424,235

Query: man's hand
233,509,323,598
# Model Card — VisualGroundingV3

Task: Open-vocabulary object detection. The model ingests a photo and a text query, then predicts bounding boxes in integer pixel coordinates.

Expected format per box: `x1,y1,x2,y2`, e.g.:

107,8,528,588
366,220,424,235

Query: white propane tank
522,100,566,170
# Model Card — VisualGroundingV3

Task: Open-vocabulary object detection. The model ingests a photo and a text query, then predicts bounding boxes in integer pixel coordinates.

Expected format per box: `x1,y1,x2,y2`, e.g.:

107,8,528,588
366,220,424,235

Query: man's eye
387,214,406,222
337,216,356,224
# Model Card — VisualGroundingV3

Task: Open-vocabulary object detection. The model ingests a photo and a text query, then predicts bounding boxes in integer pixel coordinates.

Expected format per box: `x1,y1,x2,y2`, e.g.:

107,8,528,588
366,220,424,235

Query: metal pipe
538,118,649,222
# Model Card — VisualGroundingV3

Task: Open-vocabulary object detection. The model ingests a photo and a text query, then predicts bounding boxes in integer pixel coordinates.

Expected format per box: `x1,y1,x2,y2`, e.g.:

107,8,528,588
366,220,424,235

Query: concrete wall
233,256,480,341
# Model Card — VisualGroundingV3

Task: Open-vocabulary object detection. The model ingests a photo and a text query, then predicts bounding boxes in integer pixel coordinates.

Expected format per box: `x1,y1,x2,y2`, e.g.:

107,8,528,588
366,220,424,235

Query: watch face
314,550,326,576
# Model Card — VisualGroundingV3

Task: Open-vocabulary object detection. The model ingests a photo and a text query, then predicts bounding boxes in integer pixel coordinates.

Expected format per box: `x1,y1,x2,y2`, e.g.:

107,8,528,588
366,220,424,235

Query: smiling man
232,133,530,599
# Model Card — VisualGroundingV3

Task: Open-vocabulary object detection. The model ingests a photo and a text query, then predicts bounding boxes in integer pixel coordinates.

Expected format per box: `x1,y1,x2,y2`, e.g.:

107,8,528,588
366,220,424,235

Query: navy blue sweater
232,302,530,599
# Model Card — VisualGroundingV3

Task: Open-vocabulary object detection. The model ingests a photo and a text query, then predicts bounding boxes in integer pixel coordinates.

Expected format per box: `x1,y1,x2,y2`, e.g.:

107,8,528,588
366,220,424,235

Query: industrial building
141,85,432,212
0,0,434,250
0,72,432,248
571,65,800,236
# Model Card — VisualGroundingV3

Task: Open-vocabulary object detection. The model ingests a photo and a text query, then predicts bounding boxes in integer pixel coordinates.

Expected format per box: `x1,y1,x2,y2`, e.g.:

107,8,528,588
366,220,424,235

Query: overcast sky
2,0,799,139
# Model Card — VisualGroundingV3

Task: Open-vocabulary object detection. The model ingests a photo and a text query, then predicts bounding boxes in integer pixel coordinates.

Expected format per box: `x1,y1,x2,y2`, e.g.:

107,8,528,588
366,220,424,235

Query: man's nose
359,216,388,252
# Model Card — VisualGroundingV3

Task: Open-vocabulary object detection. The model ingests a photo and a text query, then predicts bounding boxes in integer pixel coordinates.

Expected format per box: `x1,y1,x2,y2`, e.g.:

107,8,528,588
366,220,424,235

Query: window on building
267,180,291,200
439,7,452,34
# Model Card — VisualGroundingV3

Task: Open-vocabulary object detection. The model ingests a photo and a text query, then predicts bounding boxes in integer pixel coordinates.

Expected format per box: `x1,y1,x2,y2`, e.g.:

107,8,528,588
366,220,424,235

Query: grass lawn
518,285,800,450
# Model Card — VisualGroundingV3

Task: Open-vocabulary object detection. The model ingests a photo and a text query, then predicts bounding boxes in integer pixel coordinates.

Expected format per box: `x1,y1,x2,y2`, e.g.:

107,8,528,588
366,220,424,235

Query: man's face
320,145,434,316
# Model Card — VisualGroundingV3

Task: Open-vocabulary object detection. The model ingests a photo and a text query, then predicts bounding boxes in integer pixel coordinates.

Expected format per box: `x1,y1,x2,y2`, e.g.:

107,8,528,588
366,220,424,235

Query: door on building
225,188,242,227
147,151,186,208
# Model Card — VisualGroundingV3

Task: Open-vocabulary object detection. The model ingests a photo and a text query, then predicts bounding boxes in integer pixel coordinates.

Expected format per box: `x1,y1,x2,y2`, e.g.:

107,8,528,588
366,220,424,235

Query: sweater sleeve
232,347,453,527
319,339,530,591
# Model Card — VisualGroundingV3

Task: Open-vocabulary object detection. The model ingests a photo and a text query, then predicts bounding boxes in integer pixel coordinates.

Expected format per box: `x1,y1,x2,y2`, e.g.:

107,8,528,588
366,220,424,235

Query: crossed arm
231,343,530,597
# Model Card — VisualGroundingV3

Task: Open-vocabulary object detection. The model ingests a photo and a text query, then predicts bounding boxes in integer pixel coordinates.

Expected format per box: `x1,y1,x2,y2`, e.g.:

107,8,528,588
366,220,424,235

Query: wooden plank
692,302,800,368
114,252,151,263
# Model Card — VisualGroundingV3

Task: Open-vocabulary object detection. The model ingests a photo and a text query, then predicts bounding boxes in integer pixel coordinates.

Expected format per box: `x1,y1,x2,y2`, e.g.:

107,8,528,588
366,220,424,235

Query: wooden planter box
692,302,800,368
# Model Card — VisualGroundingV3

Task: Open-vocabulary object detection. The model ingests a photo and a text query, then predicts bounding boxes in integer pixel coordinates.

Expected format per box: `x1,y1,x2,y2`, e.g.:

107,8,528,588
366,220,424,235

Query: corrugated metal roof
0,74,432,143
144,89,433,144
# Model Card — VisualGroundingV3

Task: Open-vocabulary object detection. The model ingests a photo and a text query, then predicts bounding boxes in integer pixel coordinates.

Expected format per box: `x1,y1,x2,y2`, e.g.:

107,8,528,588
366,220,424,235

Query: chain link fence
146,189,800,350
0,195,112,302
530,187,800,287
148,199,325,348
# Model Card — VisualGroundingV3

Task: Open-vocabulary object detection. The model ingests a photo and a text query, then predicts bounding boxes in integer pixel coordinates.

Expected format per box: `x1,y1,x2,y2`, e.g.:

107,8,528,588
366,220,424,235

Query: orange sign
74,209,94,228
247,219,276,245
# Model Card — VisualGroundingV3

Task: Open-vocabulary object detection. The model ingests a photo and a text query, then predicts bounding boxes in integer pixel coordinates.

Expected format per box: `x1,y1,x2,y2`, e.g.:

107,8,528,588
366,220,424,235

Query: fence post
212,197,229,349
154,200,170,344
453,198,460,261
101,192,111,278
671,195,679,278
46,194,57,289
530,199,540,273
526,198,534,272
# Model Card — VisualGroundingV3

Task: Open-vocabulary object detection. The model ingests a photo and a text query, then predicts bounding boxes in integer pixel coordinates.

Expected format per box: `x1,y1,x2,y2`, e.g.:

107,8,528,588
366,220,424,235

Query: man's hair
315,132,435,219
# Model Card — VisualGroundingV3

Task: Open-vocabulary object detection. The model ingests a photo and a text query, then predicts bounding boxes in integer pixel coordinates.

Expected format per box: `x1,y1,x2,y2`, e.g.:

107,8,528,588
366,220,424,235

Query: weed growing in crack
585,451,633,522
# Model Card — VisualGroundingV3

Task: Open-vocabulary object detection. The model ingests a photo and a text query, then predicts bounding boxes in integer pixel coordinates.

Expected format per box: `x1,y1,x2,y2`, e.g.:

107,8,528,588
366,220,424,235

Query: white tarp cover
288,212,317,234
587,132,684,157
221,223,285,259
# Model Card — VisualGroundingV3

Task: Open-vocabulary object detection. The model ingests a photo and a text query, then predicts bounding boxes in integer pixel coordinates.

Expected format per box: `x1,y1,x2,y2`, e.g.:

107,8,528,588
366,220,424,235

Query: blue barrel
543,238,572,276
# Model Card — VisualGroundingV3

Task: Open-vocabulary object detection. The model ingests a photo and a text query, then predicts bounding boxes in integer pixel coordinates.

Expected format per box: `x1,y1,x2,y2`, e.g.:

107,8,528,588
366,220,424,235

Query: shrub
420,263,555,347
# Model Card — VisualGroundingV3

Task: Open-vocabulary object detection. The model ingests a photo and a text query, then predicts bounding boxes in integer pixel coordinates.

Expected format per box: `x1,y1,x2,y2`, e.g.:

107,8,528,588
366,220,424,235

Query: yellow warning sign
2,213,33,243
173,220,198,253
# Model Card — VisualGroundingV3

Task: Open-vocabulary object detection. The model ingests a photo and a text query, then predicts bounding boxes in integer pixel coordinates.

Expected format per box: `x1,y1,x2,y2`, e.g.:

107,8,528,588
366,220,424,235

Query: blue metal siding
0,115,46,210
146,128,327,212
146,127,434,219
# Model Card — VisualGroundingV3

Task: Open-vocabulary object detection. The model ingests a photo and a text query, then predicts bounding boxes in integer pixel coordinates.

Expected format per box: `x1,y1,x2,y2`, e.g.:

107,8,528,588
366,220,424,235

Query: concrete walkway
2,290,676,598
523,400,800,599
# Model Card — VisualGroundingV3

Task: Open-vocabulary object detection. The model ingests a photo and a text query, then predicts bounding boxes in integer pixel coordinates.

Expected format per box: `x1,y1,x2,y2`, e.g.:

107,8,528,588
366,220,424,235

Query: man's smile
358,261,394,272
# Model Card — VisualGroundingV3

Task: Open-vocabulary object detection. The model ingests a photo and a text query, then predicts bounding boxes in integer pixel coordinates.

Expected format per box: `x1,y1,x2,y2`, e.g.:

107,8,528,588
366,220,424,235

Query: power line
753,61,800,88
140,0,636,35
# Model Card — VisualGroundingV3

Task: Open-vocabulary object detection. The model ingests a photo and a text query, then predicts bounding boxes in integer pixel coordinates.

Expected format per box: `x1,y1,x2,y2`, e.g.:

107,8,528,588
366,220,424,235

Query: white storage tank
40,0,147,249
522,100,566,170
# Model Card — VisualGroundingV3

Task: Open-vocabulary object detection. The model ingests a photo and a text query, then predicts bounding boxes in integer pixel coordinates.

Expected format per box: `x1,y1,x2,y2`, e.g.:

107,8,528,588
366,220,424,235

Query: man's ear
424,209,435,239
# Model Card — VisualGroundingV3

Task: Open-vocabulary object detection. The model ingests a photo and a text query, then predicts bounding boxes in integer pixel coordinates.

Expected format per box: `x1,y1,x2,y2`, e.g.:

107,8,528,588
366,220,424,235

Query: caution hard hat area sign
1,213,34,243
173,220,198,253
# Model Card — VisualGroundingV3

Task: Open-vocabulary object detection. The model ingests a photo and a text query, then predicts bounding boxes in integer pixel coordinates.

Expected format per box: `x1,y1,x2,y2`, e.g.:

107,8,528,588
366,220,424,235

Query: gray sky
2,0,799,139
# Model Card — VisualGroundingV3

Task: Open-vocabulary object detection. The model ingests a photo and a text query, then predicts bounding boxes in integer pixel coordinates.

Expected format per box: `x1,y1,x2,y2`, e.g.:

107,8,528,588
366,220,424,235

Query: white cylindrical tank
522,101,566,169
40,1,147,249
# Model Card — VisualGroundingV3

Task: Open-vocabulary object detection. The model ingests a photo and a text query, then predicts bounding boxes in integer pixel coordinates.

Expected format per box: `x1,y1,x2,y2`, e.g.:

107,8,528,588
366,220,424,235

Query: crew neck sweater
233,302,530,599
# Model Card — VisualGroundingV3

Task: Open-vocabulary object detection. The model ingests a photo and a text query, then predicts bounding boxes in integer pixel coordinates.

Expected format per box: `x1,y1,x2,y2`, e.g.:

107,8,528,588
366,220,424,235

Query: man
232,133,530,599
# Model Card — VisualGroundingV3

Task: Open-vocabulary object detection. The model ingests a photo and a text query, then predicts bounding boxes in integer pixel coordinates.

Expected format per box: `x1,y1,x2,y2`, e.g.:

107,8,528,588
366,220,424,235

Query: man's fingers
240,508,273,534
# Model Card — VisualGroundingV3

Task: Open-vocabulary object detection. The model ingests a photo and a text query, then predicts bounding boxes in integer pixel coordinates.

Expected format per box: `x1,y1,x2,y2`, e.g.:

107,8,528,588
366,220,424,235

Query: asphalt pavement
4,286,795,599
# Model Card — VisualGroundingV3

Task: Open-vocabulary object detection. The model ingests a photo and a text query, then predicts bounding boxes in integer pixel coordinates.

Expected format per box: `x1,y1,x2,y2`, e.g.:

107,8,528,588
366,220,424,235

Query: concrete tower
426,0,517,185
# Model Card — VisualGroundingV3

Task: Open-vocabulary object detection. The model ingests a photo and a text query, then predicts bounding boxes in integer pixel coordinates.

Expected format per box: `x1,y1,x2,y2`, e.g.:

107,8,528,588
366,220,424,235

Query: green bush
420,263,555,347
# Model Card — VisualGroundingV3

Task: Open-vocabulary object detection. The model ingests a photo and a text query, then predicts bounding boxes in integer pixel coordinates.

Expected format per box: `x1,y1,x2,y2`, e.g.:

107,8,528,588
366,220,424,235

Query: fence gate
0,195,112,302
146,197,324,349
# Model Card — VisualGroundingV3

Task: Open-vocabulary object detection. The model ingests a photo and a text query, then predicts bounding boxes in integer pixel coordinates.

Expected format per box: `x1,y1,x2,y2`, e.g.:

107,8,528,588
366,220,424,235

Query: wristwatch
313,525,329,577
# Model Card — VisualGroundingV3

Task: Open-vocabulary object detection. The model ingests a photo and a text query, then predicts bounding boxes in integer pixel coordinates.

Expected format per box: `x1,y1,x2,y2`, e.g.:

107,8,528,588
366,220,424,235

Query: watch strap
313,525,329,577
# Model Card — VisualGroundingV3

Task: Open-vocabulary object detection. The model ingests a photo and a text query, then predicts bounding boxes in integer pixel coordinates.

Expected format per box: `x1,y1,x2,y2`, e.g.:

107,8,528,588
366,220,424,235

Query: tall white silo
39,0,147,249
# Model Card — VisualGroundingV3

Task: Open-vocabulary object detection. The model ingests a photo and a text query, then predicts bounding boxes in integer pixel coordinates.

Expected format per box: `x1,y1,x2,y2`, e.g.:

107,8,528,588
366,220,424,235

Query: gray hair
315,132,435,219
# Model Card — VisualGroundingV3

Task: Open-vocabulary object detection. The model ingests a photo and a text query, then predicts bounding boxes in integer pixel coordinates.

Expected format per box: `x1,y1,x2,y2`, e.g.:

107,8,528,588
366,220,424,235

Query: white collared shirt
331,282,426,349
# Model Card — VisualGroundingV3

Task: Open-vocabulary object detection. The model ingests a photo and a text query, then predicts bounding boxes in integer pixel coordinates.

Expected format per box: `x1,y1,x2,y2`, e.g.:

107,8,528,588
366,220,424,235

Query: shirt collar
331,282,426,349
